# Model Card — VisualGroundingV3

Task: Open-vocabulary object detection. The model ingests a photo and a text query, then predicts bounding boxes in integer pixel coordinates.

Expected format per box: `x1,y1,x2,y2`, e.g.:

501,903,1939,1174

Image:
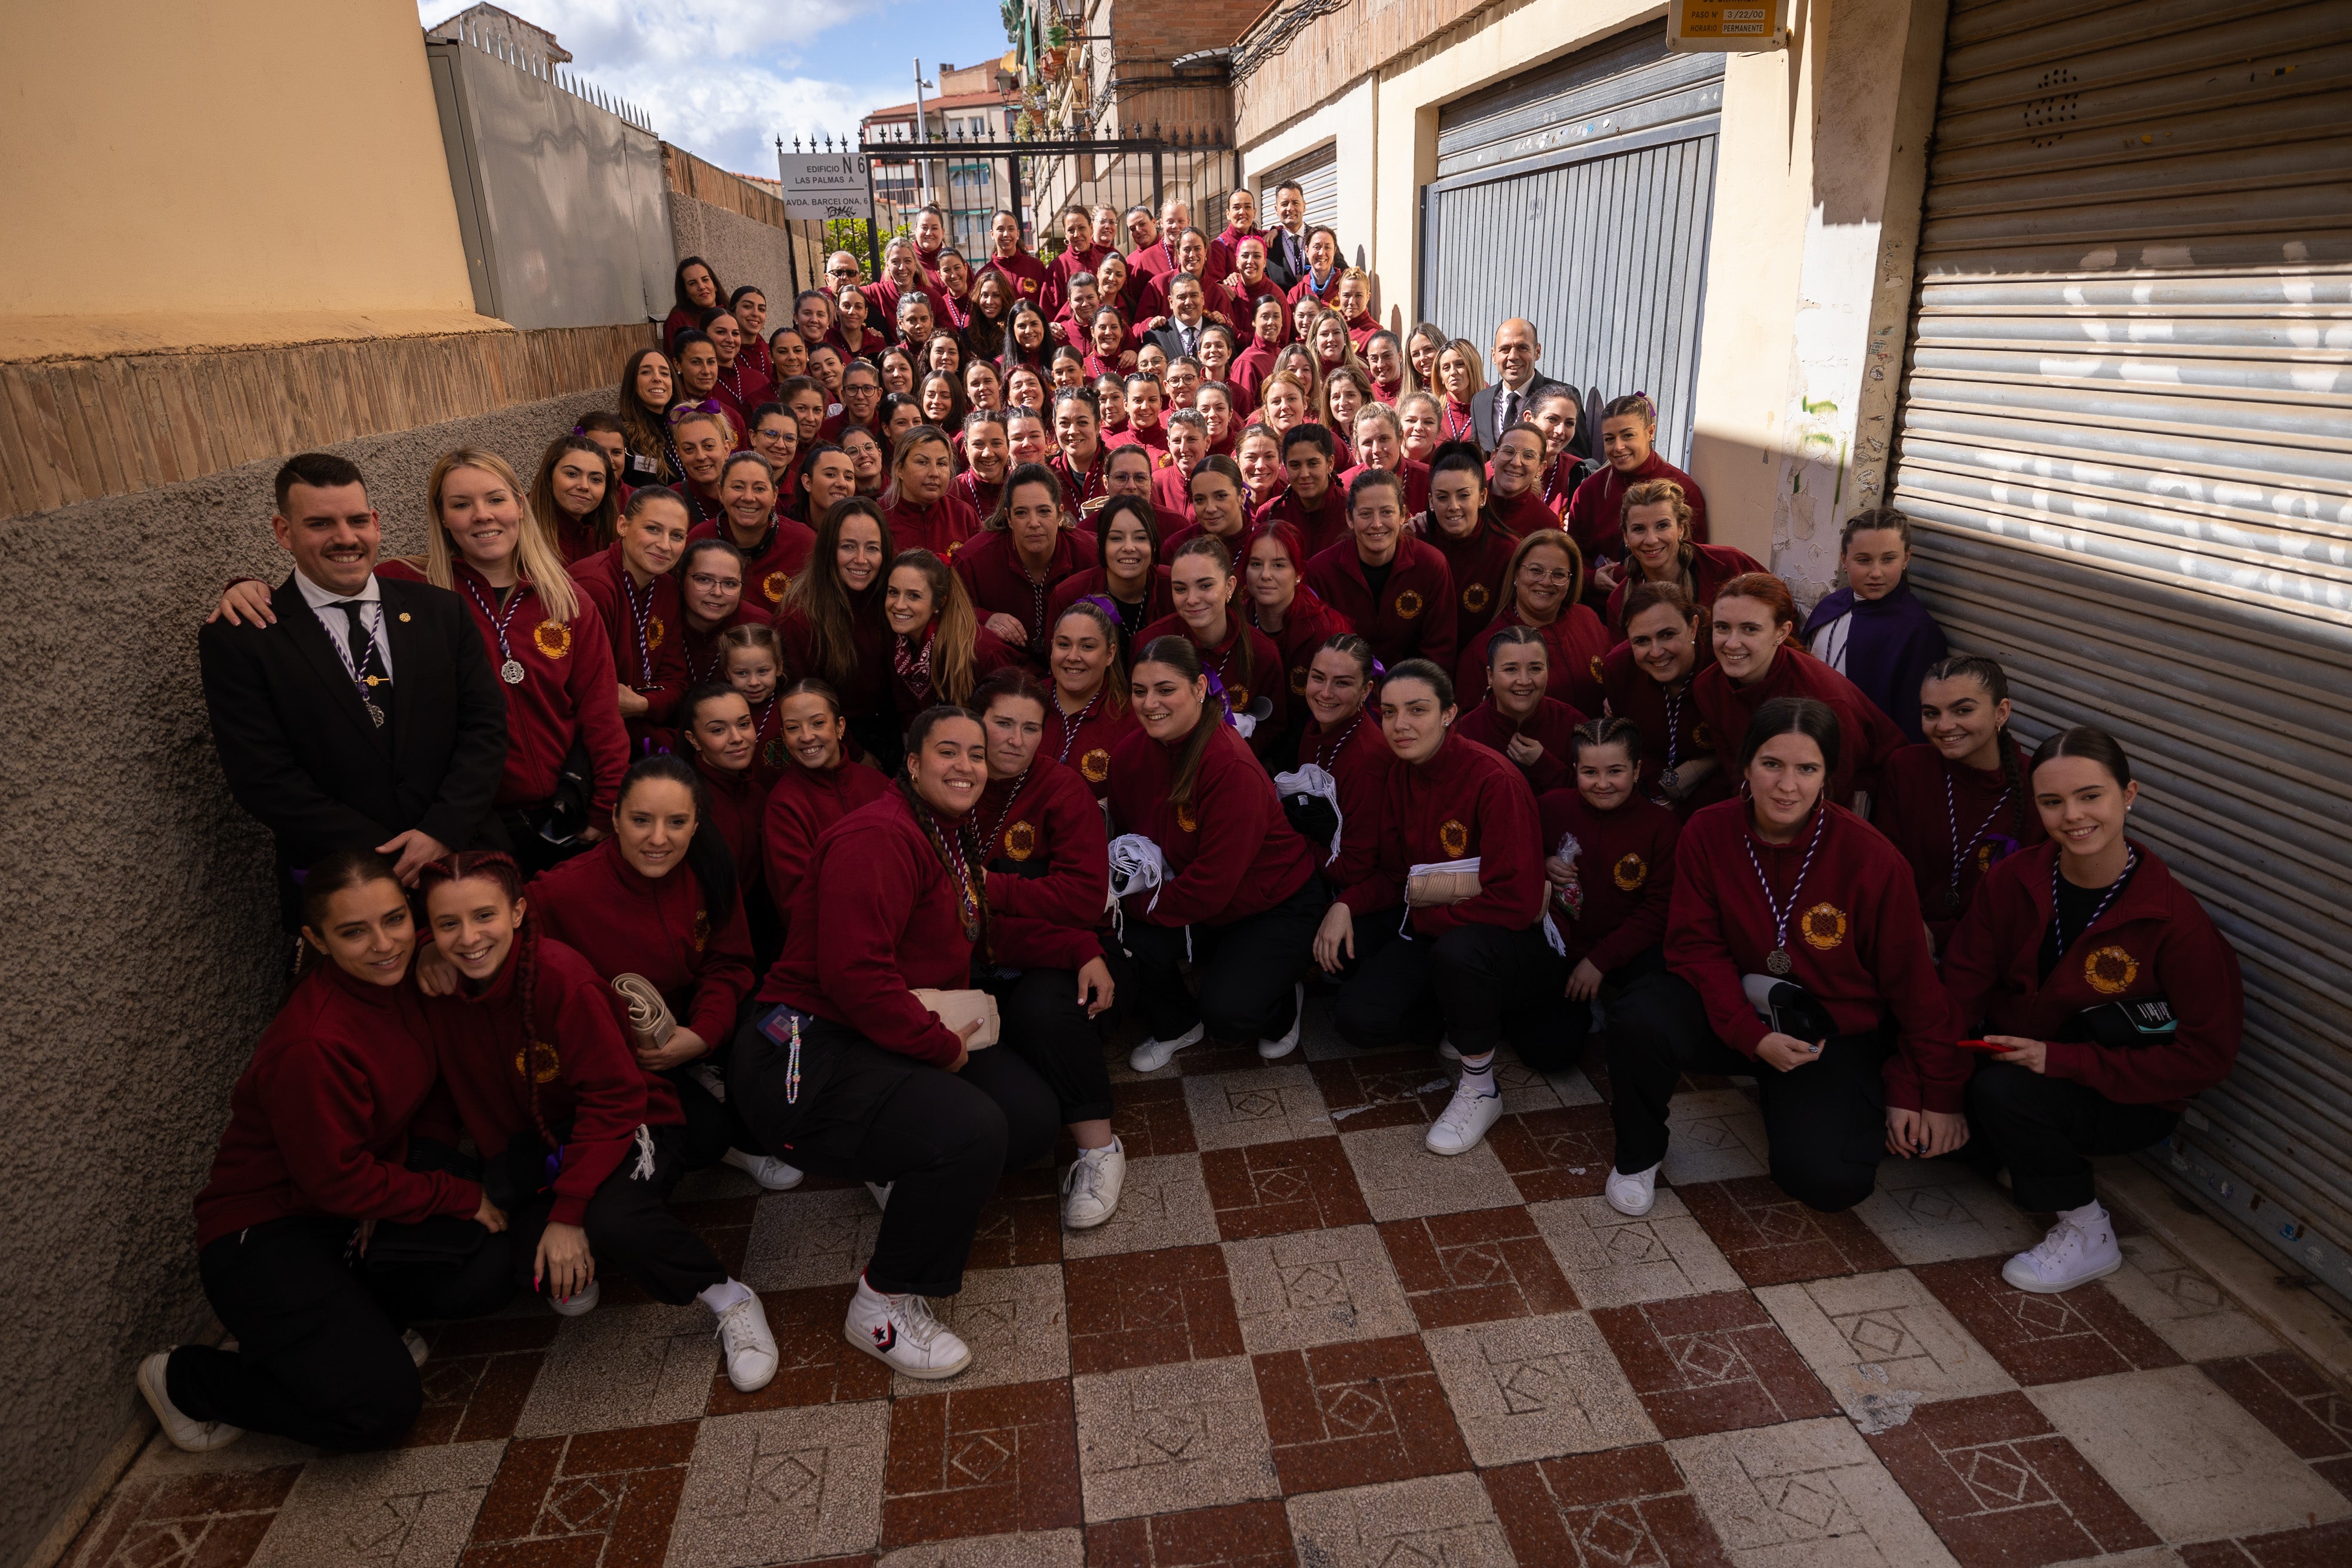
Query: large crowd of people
148,185,2241,1453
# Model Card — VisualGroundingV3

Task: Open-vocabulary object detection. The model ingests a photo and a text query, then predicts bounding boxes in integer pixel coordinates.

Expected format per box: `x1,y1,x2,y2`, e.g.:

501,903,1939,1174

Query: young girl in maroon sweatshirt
1600,581,1728,817
142,851,502,1455
1694,574,1905,809
1040,601,1140,798
761,679,892,935
414,852,776,1391
1618,697,1951,1219
1455,624,1588,794
570,487,694,748
1875,655,2046,948
1315,660,1552,1158
1108,636,1322,1070
1920,727,2241,1294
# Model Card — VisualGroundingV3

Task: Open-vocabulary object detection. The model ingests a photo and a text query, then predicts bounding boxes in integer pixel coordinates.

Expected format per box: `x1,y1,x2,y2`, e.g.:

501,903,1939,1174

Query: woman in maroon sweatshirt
1138,536,1288,761
1242,520,1351,735
1694,573,1904,808
776,497,897,766
1925,727,2241,1294
1570,393,1709,593
955,463,1094,661
1455,625,1588,794
1279,633,1391,885
1421,443,1516,646
1041,600,1140,797
1050,496,1172,665
570,486,693,748
1108,636,1322,1070
1456,530,1612,715
1622,697,1950,1219
414,852,777,1391
1875,655,2046,948
679,683,777,959
1483,423,1560,540
761,678,891,930
144,851,502,1455
1305,469,1462,675
1601,479,1762,636
1316,659,1552,1158
1600,581,1728,817
882,426,979,560
688,451,817,618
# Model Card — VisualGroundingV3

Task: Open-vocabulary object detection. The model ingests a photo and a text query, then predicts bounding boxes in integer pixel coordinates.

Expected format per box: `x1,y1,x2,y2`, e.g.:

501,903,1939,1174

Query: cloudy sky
419,1,1012,176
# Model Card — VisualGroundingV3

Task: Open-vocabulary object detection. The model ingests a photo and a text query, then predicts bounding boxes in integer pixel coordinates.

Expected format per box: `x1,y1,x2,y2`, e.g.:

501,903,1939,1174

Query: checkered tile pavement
71,1003,2352,1567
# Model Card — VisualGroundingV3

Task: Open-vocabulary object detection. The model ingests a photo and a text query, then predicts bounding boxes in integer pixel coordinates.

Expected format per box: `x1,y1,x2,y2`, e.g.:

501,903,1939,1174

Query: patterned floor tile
1863,1390,2158,1568
1659,1089,1771,1186
1378,1207,1581,1329
65,1461,303,1568
1680,1176,1902,1286
1252,1333,1473,1493
1072,1357,1279,1522
874,1527,1087,1564
664,1402,888,1567
1592,1290,1840,1439
1755,1269,2017,1432
743,1187,887,1290
1201,1136,1372,1242
1284,1472,1515,1567
1529,1191,1746,1309
1482,1443,1733,1567
1082,1499,1297,1566
1543,1064,1605,1106
238,1443,503,1568
1341,1123,1524,1222
707,1284,892,1414
965,1164,1067,1271
1307,1057,1455,1133
1671,1416,1959,1566
2202,1350,2352,1497
1421,1310,1658,1465
1488,1104,1616,1203
1224,1223,1415,1352
463,1423,691,1566
2104,1238,2282,1363
1489,1054,1568,1115
1061,1154,1221,1260
516,1301,720,1436
603,1196,759,1307
1182,1065,1335,1149
1853,1158,2043,1265
2030,1366,2351,1544
1065,1243,1247,1373
406,1316,559,1446
1106,1079,1200,1160
1913,1257,2184,1387
893,1264,1070,1396
881,1378,1083,1546
2176,1518,2352,1566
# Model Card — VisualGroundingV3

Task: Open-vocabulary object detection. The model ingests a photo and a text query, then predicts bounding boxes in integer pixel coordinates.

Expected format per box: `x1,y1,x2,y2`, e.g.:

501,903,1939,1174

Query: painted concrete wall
1241,77,1383,310
668,193,810,327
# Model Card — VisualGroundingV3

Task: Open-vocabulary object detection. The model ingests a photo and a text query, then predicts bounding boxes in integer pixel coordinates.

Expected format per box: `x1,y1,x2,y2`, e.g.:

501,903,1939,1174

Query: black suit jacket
1145,319,1210,365
1472,373,1572,452
199,573,509,878
1264,225,1312,292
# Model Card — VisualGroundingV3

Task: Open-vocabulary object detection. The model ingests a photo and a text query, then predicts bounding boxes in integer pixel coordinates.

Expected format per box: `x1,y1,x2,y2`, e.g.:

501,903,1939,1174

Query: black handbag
1743,975,1838,1042
1279,790,1340,851
2060,996,2176,1049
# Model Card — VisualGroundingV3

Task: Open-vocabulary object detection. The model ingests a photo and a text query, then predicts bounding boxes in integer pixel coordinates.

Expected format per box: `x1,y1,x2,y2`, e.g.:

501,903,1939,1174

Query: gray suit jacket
1472,372,1569,450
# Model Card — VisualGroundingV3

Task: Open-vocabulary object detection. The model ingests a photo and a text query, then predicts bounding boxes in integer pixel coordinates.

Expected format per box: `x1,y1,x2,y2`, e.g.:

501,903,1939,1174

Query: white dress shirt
293,569,395,680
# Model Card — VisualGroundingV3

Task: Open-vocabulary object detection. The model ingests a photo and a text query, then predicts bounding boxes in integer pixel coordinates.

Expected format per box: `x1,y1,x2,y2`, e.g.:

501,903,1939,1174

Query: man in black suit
1142,272,1213,365
1471,318,1573,451
200,452,508,928
1262,179,1312,292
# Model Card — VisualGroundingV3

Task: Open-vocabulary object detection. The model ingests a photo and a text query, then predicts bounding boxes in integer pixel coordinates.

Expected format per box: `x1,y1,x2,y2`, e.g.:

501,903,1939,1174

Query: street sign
776,151,871,219
1668,0,1789,51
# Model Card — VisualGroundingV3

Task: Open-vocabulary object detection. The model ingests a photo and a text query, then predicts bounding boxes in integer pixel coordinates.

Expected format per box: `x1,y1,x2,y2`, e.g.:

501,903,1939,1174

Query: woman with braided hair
1873,655,2047,948
733,706,1063,1379
415,851,777,1392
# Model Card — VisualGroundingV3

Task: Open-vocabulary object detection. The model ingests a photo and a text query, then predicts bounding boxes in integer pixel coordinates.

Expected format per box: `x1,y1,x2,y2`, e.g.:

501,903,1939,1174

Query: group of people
144,185,2241,1456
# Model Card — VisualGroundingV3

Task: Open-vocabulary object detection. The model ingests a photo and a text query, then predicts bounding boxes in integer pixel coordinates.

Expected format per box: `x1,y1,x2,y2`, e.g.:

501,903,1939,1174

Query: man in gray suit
1471,318,1572,450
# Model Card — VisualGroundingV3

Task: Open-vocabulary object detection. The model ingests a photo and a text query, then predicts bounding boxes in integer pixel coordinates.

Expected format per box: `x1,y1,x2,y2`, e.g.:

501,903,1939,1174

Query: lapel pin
399,612,412,622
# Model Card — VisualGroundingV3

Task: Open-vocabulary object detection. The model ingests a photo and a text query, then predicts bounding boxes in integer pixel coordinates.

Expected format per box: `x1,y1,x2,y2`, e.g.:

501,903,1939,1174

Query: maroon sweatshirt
1042,686,1140,798
1250,586,1353,711
689,748,770,898
1875,740,2047,948
1456,603,1612,716
887,623,1018,717
1339,459,1432,517
681,603,770,692
885,492,980,561
1137,611,1289,757
774,600,893,721
1254,486,1351,560
690,515,818,617
192,962,482,1248
1603,542,1764,635
1600,644,1730,817
762,754,893,936
956,527,1095,656
1484,487,1559,541
570,542,690,732
1568,452,1710,567
1048,566,1175,643
1107,720,1317,927
1692,646,1906,805
529,837,754,1048
1536,788,1681,972
978,755,1110,964
1337,733,1544,940
1305,536,1461,674
1424,519,1516,645
1455,694,1589,794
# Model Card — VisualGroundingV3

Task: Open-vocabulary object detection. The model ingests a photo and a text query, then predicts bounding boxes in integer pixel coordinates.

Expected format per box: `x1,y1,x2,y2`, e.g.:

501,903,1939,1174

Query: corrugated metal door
1420,23,1723,463
1890,0,2352,1302
1261,144,1339,234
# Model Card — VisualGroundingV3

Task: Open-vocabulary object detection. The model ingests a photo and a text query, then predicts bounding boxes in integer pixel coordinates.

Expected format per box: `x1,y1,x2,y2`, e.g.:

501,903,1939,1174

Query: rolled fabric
1404,855,1482,909
612,973,677,1054
911,987,1002,1049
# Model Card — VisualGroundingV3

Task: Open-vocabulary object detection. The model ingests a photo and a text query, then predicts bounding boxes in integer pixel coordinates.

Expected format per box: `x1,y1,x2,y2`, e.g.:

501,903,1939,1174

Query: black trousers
664,992,781,1165
1332,915,1569,1066
502,1122,729,1306
168,1215,507,1449
1125,874,1325,1044
1605,972,1892,1213
984,955,1128,1125
732,1011,1059,1296
1966,1060,2179,1212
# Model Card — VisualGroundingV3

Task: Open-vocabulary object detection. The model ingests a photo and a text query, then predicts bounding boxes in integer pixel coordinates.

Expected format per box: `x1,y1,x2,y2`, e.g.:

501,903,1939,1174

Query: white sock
698,1278,754,1315
2057,1200,2107,1231
1458,1054,1498,1095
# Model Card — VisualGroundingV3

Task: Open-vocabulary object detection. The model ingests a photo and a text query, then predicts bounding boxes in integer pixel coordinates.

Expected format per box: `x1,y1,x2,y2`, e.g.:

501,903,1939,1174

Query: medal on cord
1657,682,1686,793
2051,845,2139,955
462,574,531,686
1743,805,1828,976
1944,768,2012,917
622,574,658,687
1054,686,1102,765
331,600,390,727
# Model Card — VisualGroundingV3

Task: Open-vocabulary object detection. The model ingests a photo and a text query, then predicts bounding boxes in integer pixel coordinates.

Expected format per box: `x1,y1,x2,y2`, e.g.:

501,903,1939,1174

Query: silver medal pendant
1766,947,1793,975
363,701,386,729
500,658,526,686
1658,766,1679,792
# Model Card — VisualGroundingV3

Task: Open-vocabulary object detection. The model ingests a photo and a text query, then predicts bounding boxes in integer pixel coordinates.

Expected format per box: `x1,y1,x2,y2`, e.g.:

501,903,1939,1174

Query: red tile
1202,1136,1372,1241
2179,1518,2352,1567
1308,1057,1454,1132
1085,1499,1299,1566
1253,1334,1474,1493
965,1165,1065,1269
65,1465,301,1568
1591,1290,1838,1439
1865,1391,2159,1567
1180,1041,1270,1075
1110,1079,1201,1158
465,1422,697,1567
1067,1244,1247,1373
1484,1445,1732,1567
1679,1177,1900,1286
601,1196,757,1307
1379,1208,1579,1329
1913,1257,2184,1386
1489,1104,1616,1202
405,1317,559,1446
2203,1353,2352,1476
704,1285,891,1413
880,1378,1082,1546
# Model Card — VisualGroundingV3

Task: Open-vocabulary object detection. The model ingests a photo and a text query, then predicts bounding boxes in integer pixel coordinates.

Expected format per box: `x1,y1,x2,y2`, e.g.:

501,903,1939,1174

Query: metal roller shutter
1889,0,2352,1302
1419,23,1723,463
1261,145,1339,235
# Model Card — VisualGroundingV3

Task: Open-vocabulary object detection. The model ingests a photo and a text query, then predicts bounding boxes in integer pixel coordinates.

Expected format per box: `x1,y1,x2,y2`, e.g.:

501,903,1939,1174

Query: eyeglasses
687,573,743,592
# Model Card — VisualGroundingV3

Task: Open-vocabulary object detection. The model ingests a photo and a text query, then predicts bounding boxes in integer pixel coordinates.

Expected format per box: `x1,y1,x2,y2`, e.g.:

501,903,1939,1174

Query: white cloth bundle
1405,856,1482,909
1108,833,1170,942
1272,763,1344,860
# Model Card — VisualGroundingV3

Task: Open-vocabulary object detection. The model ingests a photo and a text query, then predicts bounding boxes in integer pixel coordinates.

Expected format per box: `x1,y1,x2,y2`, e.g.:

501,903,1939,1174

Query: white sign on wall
777,152,870,219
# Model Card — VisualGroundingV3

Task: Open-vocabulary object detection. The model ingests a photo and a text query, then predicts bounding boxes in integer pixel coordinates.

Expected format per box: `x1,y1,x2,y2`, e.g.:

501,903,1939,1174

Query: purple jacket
1802,579,1949,744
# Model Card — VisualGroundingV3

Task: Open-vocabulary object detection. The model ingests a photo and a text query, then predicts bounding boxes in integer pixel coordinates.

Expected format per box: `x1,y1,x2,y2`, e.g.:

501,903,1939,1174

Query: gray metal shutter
1261,144,1339,234
1419,22,1723,463
1890,0,2352,1303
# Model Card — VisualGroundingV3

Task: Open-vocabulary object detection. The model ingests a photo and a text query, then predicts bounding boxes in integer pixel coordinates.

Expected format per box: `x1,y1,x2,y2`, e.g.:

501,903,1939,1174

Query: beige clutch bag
913,988,1001,1049
612,974,677,1053
1405,870,1483,907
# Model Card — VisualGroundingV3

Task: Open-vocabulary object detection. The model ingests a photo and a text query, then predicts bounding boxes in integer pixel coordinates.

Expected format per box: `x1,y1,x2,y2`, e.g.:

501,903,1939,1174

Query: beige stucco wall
1243,76,1382,303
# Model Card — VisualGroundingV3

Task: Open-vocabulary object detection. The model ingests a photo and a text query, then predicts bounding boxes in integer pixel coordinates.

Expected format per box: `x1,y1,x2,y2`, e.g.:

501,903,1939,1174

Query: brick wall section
1234,0,1526,141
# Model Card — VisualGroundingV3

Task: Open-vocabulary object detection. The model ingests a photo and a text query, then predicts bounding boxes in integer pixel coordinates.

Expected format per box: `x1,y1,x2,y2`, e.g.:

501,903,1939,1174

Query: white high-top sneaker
1063,1141,1127,1229
1425,1075,1505,1155
843,1274,972,1379
2002,1211,2122,1293
136,1353,243,1453
713,1295,779,1392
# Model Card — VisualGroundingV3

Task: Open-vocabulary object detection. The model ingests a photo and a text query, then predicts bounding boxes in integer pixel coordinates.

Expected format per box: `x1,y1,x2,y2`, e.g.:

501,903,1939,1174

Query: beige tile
1489,1055,1565,1114
1182,1064,1333,1148
1544,1064,1604,1106
1284,1472,1515,1568
1071,1355,1278,1522
873,1530,1087,1567
1060,1153,1221,1259
2103,1236,2281,1362
1223,1223,1416,1353
247,1440,503,1568
1672,1416,1959,1568
666,1401,889,1568
1528,1190,1744,1309
1421,1310,1658,1466
893,1264,1068,1396
741,1186,885,1290
1755,1271,2016,1432
2045,1551,2189,1568
2029,1363,2350,1542
1340,1122,1523,1221
1853,1158,2042,1265
515,1301,716,1436
1661,1088,1770,1185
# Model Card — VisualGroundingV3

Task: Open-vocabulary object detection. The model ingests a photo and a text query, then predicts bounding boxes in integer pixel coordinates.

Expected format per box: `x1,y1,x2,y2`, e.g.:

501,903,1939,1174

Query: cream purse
912,988,1001,1049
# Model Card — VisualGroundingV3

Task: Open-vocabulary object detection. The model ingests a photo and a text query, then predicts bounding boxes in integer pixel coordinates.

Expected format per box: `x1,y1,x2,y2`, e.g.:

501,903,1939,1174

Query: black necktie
332,600,394,723
1498,388,1518,433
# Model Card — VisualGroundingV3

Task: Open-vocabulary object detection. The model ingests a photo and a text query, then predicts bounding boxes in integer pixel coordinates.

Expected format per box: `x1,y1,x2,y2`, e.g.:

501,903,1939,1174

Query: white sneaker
1130,1022,1205,1072
866,1181,894,1212
2003,1213,2122,1293
1063,1142,1127,1229
714,1296,779,1392
723,1148,805,1191
136,1352,243,1453
1425,1079,1504,1155
1436,1037,1461,1061
403,1329,430,1368
843,1275,972,1379
1605,1162,1661,1217
1258,984,1305,1059
549,1278,601,1317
